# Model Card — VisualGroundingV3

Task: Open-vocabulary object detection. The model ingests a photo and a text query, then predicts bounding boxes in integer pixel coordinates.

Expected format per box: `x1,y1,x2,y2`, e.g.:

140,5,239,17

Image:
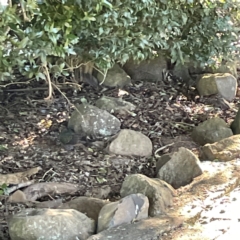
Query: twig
51,82,73,107
83,61,108,86
39,168,59,182
0,78,35,88
5,87,50,92
154,143,174,156
39,168,54,182
173,122,195,127
64,59,93,72
0,105,11,114
99,69,108,86
51,82,83,116
4,81,83,92
57,82,82,88
20,0,31,22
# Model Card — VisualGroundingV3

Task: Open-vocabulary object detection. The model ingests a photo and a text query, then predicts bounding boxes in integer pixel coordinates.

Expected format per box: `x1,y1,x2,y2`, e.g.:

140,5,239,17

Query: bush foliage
0,0,240,81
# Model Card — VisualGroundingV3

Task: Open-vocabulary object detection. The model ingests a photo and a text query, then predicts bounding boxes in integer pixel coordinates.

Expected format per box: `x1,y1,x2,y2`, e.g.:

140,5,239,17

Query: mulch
0,76,239,239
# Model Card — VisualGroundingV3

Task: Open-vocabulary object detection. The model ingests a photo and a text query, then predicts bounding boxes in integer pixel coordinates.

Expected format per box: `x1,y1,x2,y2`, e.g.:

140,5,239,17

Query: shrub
0,0,240,82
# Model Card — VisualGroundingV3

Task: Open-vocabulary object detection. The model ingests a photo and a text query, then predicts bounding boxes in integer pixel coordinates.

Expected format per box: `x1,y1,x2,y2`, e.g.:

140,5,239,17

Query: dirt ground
0,76,239,239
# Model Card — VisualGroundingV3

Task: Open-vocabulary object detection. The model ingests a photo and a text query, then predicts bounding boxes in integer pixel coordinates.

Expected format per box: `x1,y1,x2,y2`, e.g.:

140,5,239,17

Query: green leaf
96,176,107,183
19,37,29,48
48,33,57,45
36,72,46,80
0,183,8,195
102,0,112,9
2,59,9,67
0,145,7,151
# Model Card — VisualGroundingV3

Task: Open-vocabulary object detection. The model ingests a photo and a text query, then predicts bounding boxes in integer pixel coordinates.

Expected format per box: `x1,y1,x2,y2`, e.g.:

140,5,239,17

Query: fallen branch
5,180,34,195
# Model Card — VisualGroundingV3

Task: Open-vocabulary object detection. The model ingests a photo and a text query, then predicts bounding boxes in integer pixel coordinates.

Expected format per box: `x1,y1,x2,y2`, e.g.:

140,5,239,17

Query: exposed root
42,64,53,102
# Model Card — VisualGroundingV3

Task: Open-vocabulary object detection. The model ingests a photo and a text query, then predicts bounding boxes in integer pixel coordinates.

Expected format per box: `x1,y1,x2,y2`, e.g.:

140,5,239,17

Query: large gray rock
8,208,95,240
87,216,184,240
97,64,131,88
120,174,176,216
68,103,121,138
108,129,152,157
97,193,149,233
192,117,233,145
197,73,237,101
157,147,203,189
122,55,167,82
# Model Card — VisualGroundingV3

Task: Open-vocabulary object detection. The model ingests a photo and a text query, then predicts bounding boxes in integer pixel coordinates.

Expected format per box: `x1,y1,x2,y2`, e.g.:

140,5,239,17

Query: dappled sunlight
173,159,240,239
12,116,53,148
13,135,37,149
200,187,240,239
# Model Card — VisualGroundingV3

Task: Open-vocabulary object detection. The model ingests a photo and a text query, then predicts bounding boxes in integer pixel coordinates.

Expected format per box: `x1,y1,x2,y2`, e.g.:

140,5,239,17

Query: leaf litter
0,76,239,238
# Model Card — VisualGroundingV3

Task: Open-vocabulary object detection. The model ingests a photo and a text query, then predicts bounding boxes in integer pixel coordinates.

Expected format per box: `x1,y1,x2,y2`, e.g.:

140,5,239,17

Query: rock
8,190,27,203
215,73,237,101
196,73,237,101
87,216,184,240
192,117,233,145
97,64,131,88
120,174,176,216
97,193,149,233
68,103,121,138
8,208,95,240
196,73,218,96
122,55,167,82
58,197,109,222
95,96,136,115
157,147,203,189
108,129,152,157
230,105,240,134
156,153,172,174
202,135,240,161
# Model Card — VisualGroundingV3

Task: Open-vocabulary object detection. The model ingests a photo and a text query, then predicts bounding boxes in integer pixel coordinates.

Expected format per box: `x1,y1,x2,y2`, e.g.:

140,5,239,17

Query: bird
59,128,79,145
